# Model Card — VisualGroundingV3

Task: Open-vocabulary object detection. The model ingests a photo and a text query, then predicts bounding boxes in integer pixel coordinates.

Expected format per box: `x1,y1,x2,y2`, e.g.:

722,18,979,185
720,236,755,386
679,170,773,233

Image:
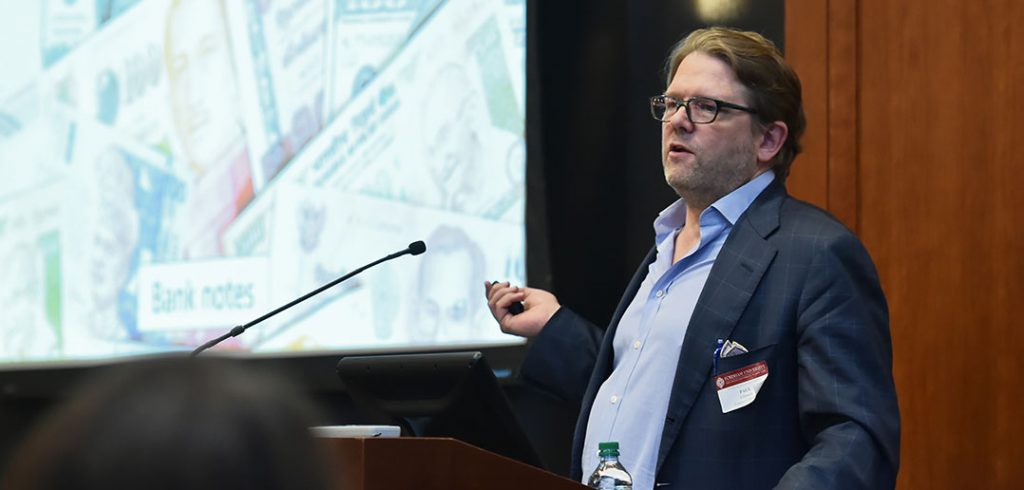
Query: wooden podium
325,437,588,489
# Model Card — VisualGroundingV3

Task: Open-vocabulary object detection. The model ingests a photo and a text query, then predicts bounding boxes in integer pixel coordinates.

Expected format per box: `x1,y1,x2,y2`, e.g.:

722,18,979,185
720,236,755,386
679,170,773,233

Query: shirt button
610,395,619,404
655,289,664,298
633,340,641,350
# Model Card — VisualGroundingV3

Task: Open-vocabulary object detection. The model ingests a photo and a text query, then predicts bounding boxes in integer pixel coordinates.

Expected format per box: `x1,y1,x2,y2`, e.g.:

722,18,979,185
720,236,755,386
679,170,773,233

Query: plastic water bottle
587,441,633,489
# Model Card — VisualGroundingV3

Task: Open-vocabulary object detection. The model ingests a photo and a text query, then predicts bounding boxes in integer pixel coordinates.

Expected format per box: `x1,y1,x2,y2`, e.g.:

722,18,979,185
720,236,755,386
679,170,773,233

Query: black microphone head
408,241,426,256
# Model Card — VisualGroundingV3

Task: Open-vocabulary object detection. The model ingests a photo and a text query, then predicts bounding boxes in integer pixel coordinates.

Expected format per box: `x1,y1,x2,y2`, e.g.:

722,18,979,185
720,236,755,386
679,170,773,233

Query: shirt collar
653,170,776,243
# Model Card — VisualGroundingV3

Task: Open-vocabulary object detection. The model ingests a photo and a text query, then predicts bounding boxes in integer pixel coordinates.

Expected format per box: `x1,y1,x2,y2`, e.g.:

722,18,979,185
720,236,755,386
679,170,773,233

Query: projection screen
0,0,527,366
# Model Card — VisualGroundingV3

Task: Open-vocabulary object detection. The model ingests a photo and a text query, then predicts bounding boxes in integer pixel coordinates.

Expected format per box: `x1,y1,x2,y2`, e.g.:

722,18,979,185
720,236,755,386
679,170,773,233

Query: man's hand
484,281,560,338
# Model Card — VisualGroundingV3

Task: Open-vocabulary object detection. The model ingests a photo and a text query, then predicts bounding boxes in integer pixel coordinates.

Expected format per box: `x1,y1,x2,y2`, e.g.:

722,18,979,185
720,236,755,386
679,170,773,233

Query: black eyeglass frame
649,95,758,124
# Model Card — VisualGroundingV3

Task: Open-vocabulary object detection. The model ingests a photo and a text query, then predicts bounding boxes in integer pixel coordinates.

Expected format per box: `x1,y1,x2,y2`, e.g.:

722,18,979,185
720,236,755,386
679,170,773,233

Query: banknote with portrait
248,183,524,352
60,116,189,356
41,0,256,259
279,0,526,223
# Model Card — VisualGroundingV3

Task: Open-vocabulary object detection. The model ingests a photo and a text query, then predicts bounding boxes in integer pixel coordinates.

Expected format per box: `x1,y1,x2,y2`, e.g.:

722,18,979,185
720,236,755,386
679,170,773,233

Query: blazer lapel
655,182,785,473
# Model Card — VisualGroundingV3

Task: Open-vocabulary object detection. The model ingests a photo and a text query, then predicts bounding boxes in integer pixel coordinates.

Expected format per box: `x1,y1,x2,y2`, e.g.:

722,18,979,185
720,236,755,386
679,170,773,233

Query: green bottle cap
598,442,619,451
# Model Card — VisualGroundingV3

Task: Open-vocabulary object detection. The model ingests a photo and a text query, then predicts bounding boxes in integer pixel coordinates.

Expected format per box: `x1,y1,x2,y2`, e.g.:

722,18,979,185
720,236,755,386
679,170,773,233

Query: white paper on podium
308,425,401,438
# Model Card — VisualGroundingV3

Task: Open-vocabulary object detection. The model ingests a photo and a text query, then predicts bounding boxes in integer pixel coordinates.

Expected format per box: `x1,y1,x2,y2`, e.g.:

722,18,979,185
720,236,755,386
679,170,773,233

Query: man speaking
486,27,899,489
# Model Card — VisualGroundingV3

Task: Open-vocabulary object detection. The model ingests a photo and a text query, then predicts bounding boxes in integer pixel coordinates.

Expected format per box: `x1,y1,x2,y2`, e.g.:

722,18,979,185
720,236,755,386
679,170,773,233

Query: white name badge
715,361,769,413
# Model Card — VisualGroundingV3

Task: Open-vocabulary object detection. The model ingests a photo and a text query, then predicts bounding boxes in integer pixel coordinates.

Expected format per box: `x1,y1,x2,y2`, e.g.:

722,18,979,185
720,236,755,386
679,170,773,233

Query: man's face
661,52,763,205
166,0,241,174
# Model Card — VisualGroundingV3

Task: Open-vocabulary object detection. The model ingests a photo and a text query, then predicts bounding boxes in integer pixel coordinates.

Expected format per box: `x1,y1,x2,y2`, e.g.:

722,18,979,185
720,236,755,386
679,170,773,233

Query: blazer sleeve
519,306,605,404
775,232,901,489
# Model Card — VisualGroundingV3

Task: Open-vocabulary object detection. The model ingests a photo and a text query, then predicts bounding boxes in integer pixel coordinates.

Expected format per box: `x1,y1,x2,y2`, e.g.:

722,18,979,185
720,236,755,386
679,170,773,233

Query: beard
663,137,759,210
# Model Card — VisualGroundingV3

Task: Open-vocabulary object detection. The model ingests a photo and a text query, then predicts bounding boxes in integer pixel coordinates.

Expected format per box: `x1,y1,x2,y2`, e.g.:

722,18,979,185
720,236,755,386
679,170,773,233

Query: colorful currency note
224,0,328,187
0,181,64,361
60,116,187,354
322,0,440,121
41,0,256,259
41,0,175,151
278,0,526,222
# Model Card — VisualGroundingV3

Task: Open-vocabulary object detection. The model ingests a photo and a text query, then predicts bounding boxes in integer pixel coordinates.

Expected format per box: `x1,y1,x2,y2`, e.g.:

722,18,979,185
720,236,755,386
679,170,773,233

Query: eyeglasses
649,95,757,124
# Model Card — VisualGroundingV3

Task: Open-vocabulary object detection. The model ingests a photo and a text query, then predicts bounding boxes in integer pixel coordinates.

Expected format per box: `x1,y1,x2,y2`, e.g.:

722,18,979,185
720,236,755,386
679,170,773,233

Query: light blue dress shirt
580,171,775,489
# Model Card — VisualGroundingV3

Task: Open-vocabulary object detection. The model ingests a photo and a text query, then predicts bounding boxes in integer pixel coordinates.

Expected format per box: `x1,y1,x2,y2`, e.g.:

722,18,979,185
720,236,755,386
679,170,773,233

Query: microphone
192,241,427,356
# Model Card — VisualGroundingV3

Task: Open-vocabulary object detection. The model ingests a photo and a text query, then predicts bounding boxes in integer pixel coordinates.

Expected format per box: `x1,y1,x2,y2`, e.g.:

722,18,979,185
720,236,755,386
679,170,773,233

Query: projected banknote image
224,0,327,186
165,0,255,258
0,0,144,100
0,185,63,361
225,184,523,352
39,0,253,259
0,90,72,200
61,118,187,356
0,0,526,365
283,0,525,221
323,0,441,118
410,224,489,344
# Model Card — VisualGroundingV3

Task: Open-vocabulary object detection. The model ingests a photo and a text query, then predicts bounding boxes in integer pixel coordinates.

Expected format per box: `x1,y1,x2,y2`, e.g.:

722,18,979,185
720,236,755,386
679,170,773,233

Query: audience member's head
1,356,336,490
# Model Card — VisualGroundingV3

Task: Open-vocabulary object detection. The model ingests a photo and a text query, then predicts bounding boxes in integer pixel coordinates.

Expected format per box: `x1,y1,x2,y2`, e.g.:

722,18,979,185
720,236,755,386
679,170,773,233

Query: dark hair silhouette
2,356,336,490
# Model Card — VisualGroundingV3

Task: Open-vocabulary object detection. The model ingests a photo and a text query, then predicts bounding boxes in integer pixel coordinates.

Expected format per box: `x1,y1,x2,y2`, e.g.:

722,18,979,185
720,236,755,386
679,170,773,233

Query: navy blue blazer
521,182,899,489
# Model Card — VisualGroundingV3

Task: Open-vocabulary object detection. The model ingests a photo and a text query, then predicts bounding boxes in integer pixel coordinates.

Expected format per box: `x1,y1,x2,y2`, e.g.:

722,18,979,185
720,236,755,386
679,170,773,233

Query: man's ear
756,121,788,164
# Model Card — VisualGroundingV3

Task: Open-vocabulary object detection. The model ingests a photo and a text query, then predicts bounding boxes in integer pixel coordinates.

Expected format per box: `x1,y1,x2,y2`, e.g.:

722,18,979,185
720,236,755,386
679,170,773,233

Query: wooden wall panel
784,0,829,210
858,0,1024,487
786,0,860,231
789,0,1024,488
825,0,859,230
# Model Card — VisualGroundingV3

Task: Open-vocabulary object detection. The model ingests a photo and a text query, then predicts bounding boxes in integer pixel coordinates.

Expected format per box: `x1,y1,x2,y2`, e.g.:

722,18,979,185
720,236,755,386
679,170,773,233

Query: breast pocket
715,342,777,375
711,343,777,414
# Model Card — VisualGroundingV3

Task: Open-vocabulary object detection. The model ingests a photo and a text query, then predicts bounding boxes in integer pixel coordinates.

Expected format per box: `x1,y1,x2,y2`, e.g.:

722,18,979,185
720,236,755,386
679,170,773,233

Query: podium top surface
323,437,588,490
